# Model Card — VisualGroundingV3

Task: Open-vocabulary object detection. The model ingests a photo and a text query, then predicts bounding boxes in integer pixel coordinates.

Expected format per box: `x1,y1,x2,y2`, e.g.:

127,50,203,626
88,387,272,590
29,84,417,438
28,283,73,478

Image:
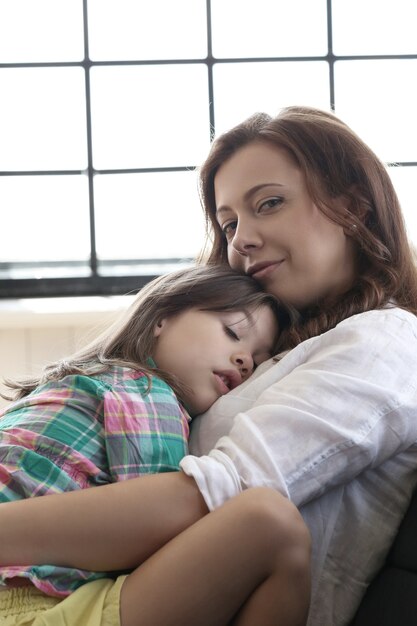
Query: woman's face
213,141,357,308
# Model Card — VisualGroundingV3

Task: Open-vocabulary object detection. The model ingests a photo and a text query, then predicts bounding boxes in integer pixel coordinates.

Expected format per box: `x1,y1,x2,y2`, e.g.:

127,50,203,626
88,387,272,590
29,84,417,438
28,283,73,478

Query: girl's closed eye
225,325,239,341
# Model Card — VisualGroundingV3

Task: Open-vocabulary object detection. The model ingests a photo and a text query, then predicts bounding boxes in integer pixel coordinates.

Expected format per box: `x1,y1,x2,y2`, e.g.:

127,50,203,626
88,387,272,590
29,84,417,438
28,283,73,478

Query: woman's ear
153,319,166,338
338,186,370,224
330,192,364,237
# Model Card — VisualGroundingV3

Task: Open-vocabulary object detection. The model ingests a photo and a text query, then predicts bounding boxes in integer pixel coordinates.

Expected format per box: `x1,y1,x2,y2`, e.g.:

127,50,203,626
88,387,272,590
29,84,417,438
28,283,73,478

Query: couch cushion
350,568,417,626
387,489,417,571
350,488,417,625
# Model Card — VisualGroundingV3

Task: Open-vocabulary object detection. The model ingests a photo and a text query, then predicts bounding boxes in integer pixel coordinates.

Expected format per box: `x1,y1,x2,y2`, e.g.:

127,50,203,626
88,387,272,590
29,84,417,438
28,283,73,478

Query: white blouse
181,306,417,626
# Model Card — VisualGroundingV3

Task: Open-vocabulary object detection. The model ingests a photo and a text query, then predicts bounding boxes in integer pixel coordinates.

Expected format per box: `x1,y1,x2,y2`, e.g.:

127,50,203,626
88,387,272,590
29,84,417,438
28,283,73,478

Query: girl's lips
213,373,229,395
213,370,242,395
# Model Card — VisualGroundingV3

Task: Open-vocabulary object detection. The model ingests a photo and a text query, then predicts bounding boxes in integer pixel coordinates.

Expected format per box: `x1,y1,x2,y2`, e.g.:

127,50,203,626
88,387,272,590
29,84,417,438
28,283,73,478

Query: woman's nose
232,353,254,380
231,222,262,255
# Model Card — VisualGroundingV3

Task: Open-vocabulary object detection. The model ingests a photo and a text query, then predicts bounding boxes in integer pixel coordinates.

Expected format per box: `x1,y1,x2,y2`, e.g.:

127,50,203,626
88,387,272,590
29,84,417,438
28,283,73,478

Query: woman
1,106,417,626
184,105,417,624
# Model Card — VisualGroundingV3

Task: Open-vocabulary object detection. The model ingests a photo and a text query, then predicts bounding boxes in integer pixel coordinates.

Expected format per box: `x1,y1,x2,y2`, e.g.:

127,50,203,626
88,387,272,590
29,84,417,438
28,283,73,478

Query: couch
350,488,417,625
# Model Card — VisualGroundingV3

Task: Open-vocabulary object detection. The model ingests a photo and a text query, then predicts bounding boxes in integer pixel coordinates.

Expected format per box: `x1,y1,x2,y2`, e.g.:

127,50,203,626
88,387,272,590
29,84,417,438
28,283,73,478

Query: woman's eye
259,197,283,212
225,326,239,341
221,221,237,239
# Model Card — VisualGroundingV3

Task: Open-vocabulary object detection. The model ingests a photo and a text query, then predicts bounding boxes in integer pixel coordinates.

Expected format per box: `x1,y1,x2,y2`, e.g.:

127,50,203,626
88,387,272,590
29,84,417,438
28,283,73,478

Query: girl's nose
232,352,254,380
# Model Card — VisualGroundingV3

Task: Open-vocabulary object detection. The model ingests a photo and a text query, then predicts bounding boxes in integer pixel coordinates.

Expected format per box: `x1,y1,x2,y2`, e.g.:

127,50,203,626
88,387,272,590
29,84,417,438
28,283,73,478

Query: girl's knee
235,487,307,531
231,487,311,568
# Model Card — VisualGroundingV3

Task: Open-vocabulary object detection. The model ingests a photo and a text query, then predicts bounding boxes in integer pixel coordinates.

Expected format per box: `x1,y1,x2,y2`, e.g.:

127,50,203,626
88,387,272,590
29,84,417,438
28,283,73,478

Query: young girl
0,265,311,626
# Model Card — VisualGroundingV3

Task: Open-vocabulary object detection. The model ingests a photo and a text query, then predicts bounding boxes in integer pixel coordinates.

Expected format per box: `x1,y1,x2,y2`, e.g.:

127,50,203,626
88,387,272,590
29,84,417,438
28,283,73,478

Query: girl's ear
153,318,166,338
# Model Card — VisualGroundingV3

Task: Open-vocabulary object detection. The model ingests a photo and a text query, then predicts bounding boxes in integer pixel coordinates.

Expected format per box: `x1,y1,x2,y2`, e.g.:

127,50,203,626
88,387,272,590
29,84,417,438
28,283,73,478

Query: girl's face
152,305,277,416
213,141,357,309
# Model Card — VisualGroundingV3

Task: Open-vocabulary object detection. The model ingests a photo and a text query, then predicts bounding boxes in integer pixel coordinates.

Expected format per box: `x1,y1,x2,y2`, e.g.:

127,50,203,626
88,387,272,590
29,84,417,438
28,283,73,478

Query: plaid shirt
0,366,190,597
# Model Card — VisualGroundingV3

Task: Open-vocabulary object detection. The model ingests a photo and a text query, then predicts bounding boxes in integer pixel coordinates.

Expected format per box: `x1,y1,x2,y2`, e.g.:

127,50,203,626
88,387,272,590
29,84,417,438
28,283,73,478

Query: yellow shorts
0,576,127,626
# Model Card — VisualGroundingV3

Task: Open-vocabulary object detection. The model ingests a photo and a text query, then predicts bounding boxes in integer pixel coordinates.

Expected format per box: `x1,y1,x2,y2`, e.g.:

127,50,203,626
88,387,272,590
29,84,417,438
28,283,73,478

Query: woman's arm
0,471,208,570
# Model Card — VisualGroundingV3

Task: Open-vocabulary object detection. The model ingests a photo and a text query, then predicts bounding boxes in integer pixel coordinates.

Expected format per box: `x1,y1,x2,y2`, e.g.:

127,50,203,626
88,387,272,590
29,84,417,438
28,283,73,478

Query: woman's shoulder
339,305,417,328
271,305,417,373
287,305,417,375
332,305,417,341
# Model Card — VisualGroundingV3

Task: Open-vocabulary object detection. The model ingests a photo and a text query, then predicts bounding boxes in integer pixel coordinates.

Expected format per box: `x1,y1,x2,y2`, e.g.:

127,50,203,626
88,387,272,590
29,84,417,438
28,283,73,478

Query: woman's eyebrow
215,205,232,218
216,183,285,216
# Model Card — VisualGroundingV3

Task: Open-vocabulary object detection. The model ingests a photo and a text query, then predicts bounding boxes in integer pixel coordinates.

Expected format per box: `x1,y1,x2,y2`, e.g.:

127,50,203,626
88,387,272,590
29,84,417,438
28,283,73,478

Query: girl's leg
120,487,311,626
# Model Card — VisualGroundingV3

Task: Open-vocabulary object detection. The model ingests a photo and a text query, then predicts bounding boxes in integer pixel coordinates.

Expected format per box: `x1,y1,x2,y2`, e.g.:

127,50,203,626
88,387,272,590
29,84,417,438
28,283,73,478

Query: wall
0,296,133,409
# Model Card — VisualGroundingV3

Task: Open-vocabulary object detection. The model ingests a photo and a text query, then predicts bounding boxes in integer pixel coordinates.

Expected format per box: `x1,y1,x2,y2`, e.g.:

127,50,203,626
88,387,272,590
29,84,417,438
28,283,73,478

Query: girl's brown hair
198,106,417,349
3,266,286,402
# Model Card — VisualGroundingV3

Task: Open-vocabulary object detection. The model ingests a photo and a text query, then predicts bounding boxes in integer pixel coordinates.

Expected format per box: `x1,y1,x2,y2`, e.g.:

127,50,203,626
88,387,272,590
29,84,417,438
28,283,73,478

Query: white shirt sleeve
180,308,417,511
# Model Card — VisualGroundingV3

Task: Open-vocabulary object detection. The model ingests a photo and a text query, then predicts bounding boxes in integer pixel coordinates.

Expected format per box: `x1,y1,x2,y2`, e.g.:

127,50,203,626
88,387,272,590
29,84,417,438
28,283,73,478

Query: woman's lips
249,261,284,280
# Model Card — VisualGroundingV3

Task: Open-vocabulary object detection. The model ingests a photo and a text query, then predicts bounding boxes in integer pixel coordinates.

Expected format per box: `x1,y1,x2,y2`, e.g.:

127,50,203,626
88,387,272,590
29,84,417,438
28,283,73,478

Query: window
1,0,416,298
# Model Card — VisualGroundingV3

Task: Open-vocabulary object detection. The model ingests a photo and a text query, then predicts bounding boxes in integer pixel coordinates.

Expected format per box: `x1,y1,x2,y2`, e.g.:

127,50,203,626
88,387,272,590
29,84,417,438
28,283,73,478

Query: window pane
213,61,330,135
88,0,207,61
334,60,417,163
211,0,328,58
388,166,417,247
0,0,84,63
333,0,417,55
94,171,205,267
90,65,210,169
0,67,88,171
0,175,90,277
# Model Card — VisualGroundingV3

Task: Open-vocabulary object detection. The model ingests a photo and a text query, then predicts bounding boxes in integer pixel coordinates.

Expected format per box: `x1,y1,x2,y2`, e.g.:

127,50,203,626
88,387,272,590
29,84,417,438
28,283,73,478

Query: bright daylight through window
0,0,416,298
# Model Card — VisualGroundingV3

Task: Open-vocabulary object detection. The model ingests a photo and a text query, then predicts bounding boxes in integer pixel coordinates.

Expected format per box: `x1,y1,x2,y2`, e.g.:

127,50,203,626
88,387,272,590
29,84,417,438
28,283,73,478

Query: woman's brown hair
3,265,286,402
198,106,417,350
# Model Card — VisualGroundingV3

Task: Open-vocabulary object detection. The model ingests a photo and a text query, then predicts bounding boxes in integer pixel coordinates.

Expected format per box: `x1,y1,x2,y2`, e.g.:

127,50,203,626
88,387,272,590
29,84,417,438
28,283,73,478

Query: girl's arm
0,471,208,571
